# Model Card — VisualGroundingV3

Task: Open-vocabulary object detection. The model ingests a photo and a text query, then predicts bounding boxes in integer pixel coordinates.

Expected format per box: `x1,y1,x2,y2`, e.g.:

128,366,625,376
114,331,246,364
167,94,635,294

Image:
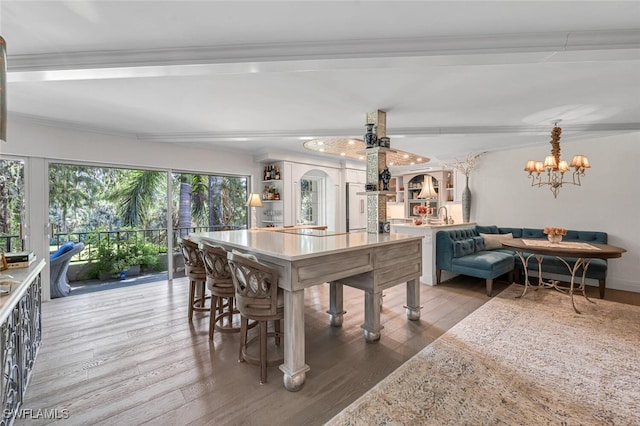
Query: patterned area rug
326,285,640,425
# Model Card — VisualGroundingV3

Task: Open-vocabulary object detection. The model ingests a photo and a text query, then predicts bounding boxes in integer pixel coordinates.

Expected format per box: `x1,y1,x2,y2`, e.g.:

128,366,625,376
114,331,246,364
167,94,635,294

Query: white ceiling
2,1,640,167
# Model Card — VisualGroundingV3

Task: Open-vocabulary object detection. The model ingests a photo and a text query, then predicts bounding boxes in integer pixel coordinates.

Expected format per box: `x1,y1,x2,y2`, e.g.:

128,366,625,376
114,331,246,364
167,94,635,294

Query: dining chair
227,251,283,384
179,237,209,321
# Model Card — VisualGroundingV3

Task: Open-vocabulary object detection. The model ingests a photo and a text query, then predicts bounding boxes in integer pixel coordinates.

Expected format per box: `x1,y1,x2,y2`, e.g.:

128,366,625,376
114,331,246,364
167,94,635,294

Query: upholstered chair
227,251,283,384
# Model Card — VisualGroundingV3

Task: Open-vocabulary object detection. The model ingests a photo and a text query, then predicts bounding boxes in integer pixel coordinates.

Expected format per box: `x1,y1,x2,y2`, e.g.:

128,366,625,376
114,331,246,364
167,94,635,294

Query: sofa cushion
476,225,499,234
50,241,76,260
453,240,476,258
498,227,523,238
563,230,607,244
472,236,485,251
522,228,546,238
451,251,514,279
480,232,513,250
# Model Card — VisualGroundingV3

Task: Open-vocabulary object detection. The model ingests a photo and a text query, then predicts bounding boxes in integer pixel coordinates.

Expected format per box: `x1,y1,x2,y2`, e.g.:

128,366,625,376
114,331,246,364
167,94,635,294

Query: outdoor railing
1,224,245,263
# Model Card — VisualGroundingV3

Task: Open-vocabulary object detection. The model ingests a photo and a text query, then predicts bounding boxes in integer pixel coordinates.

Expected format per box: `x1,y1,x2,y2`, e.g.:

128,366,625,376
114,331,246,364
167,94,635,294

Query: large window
46,163,249,282
172,172,248,240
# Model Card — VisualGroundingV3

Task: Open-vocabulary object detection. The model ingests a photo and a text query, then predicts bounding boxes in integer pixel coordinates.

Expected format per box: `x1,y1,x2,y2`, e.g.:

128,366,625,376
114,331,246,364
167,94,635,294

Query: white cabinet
346,182,366,231
260,163,284,227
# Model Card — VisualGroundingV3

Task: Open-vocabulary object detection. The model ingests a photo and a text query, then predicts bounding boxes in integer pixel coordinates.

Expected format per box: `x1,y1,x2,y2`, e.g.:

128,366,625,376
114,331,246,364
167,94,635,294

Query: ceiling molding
137,123,640,142
8,29,640,72
12,112,640,143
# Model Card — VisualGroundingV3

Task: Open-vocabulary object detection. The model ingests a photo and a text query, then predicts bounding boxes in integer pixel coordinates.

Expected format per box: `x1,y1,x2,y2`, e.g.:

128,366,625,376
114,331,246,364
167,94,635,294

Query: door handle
360,199,364,213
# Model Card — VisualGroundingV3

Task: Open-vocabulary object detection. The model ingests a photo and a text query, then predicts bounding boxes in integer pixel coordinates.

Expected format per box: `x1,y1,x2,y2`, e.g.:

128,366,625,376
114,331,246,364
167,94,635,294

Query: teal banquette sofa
436,226,609,298
435,228,514,297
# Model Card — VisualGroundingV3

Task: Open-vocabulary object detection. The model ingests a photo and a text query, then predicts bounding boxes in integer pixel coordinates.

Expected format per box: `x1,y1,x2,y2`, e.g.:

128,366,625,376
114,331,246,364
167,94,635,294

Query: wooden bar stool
179,237,209,321
227,251,283,384
200,242,241,340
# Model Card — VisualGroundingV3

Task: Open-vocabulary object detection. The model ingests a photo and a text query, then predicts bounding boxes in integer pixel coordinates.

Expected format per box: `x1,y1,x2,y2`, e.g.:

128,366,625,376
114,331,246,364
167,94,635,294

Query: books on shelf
5,257,36,269
4,251,35,263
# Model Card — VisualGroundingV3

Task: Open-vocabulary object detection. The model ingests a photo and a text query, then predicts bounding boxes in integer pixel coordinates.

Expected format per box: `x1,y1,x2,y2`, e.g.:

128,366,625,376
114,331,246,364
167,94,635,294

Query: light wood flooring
18,277,639,425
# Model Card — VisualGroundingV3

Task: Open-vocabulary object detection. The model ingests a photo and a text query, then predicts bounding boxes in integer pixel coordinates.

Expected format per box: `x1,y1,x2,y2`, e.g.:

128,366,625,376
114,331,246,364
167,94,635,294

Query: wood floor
18,277,639,425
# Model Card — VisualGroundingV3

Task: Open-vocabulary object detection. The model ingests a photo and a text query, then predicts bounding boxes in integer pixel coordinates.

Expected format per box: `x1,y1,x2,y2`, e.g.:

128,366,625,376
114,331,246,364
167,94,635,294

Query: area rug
326,285,640,425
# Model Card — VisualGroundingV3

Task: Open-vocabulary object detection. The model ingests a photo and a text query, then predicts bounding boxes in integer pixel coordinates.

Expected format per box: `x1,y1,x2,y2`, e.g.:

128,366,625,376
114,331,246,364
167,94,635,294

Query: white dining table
191,228,423,391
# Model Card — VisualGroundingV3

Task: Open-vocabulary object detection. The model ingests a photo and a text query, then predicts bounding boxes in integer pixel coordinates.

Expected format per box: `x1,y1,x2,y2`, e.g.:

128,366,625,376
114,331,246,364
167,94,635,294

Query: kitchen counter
391,222,476,285
255,225,328,231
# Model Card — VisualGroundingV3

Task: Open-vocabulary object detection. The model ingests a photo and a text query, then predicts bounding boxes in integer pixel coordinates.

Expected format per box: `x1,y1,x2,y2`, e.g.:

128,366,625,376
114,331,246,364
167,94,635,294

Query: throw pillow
50,241,75,260
480,233,513,250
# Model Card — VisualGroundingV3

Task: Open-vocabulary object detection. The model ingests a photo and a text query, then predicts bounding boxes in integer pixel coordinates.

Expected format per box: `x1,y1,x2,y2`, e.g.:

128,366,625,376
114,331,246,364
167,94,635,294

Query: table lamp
246,193,263,229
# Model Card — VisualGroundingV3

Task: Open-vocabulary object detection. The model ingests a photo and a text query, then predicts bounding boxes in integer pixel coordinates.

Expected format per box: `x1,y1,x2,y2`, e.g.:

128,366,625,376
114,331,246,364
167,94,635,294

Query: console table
0,259,45,425
502,239,626,313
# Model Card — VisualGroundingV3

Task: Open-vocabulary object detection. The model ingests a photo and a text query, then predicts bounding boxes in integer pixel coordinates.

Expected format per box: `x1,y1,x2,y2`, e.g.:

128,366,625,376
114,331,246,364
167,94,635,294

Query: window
299,178,320,225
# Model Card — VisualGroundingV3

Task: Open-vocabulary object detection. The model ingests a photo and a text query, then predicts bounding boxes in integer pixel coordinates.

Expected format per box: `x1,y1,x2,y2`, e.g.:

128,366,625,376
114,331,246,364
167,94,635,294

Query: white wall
470,131,640,293
3,121,256,174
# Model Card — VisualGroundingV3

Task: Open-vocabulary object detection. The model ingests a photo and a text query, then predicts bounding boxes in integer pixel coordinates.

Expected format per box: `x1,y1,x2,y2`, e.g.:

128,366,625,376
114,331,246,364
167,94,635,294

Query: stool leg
274,319,281,346
199,281,206,307
188,280,195,321
209,295,218,340
239,316,248,363
260,321,267,384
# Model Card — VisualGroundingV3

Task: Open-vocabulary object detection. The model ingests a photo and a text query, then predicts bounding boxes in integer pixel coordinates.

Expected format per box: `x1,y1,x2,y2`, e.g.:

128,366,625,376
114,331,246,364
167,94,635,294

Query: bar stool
200,242,240,340
179,237,209,321
227,251,283,384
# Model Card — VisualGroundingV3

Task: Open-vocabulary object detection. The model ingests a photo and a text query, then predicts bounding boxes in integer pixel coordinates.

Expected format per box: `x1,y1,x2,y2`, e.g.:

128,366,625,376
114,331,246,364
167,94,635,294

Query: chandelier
523,122,590,198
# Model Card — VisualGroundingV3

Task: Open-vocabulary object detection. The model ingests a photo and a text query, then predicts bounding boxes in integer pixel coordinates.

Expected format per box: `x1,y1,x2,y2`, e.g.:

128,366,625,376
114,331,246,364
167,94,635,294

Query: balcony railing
1,225,245,263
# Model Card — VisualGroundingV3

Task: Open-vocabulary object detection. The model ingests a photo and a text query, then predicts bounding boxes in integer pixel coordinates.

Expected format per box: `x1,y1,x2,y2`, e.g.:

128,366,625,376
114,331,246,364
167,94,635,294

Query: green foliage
92,231,143,275
0,159,25,240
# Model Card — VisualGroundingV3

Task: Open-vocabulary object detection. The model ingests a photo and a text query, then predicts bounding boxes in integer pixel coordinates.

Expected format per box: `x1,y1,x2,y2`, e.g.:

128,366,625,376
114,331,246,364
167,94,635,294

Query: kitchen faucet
437,206,449,224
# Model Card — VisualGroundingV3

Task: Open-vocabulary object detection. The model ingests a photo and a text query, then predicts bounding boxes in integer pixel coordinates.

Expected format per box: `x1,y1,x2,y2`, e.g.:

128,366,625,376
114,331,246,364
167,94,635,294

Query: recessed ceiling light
417,158,422,162
302,138,430,166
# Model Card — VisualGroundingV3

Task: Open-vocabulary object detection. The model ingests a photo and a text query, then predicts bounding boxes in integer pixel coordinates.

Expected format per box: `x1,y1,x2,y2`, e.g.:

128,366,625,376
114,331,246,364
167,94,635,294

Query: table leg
404,278,421,321
514,251,534,298
279,289,310,391
327,282,345,327
362,290,382,343
557,257,594,314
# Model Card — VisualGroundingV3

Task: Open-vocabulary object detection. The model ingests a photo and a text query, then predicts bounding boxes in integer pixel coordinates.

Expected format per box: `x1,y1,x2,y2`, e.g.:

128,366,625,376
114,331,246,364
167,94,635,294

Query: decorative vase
462,175,471,223
364,123,377,148
548,234,562,244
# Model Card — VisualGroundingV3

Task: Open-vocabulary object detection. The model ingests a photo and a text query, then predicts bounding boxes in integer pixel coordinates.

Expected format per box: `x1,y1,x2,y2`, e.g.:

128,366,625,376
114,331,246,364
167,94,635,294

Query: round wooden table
502,239,626,313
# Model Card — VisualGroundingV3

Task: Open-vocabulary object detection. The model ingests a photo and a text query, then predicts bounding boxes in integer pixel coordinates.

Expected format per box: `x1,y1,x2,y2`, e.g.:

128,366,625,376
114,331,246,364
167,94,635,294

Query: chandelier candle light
524,122,590,198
